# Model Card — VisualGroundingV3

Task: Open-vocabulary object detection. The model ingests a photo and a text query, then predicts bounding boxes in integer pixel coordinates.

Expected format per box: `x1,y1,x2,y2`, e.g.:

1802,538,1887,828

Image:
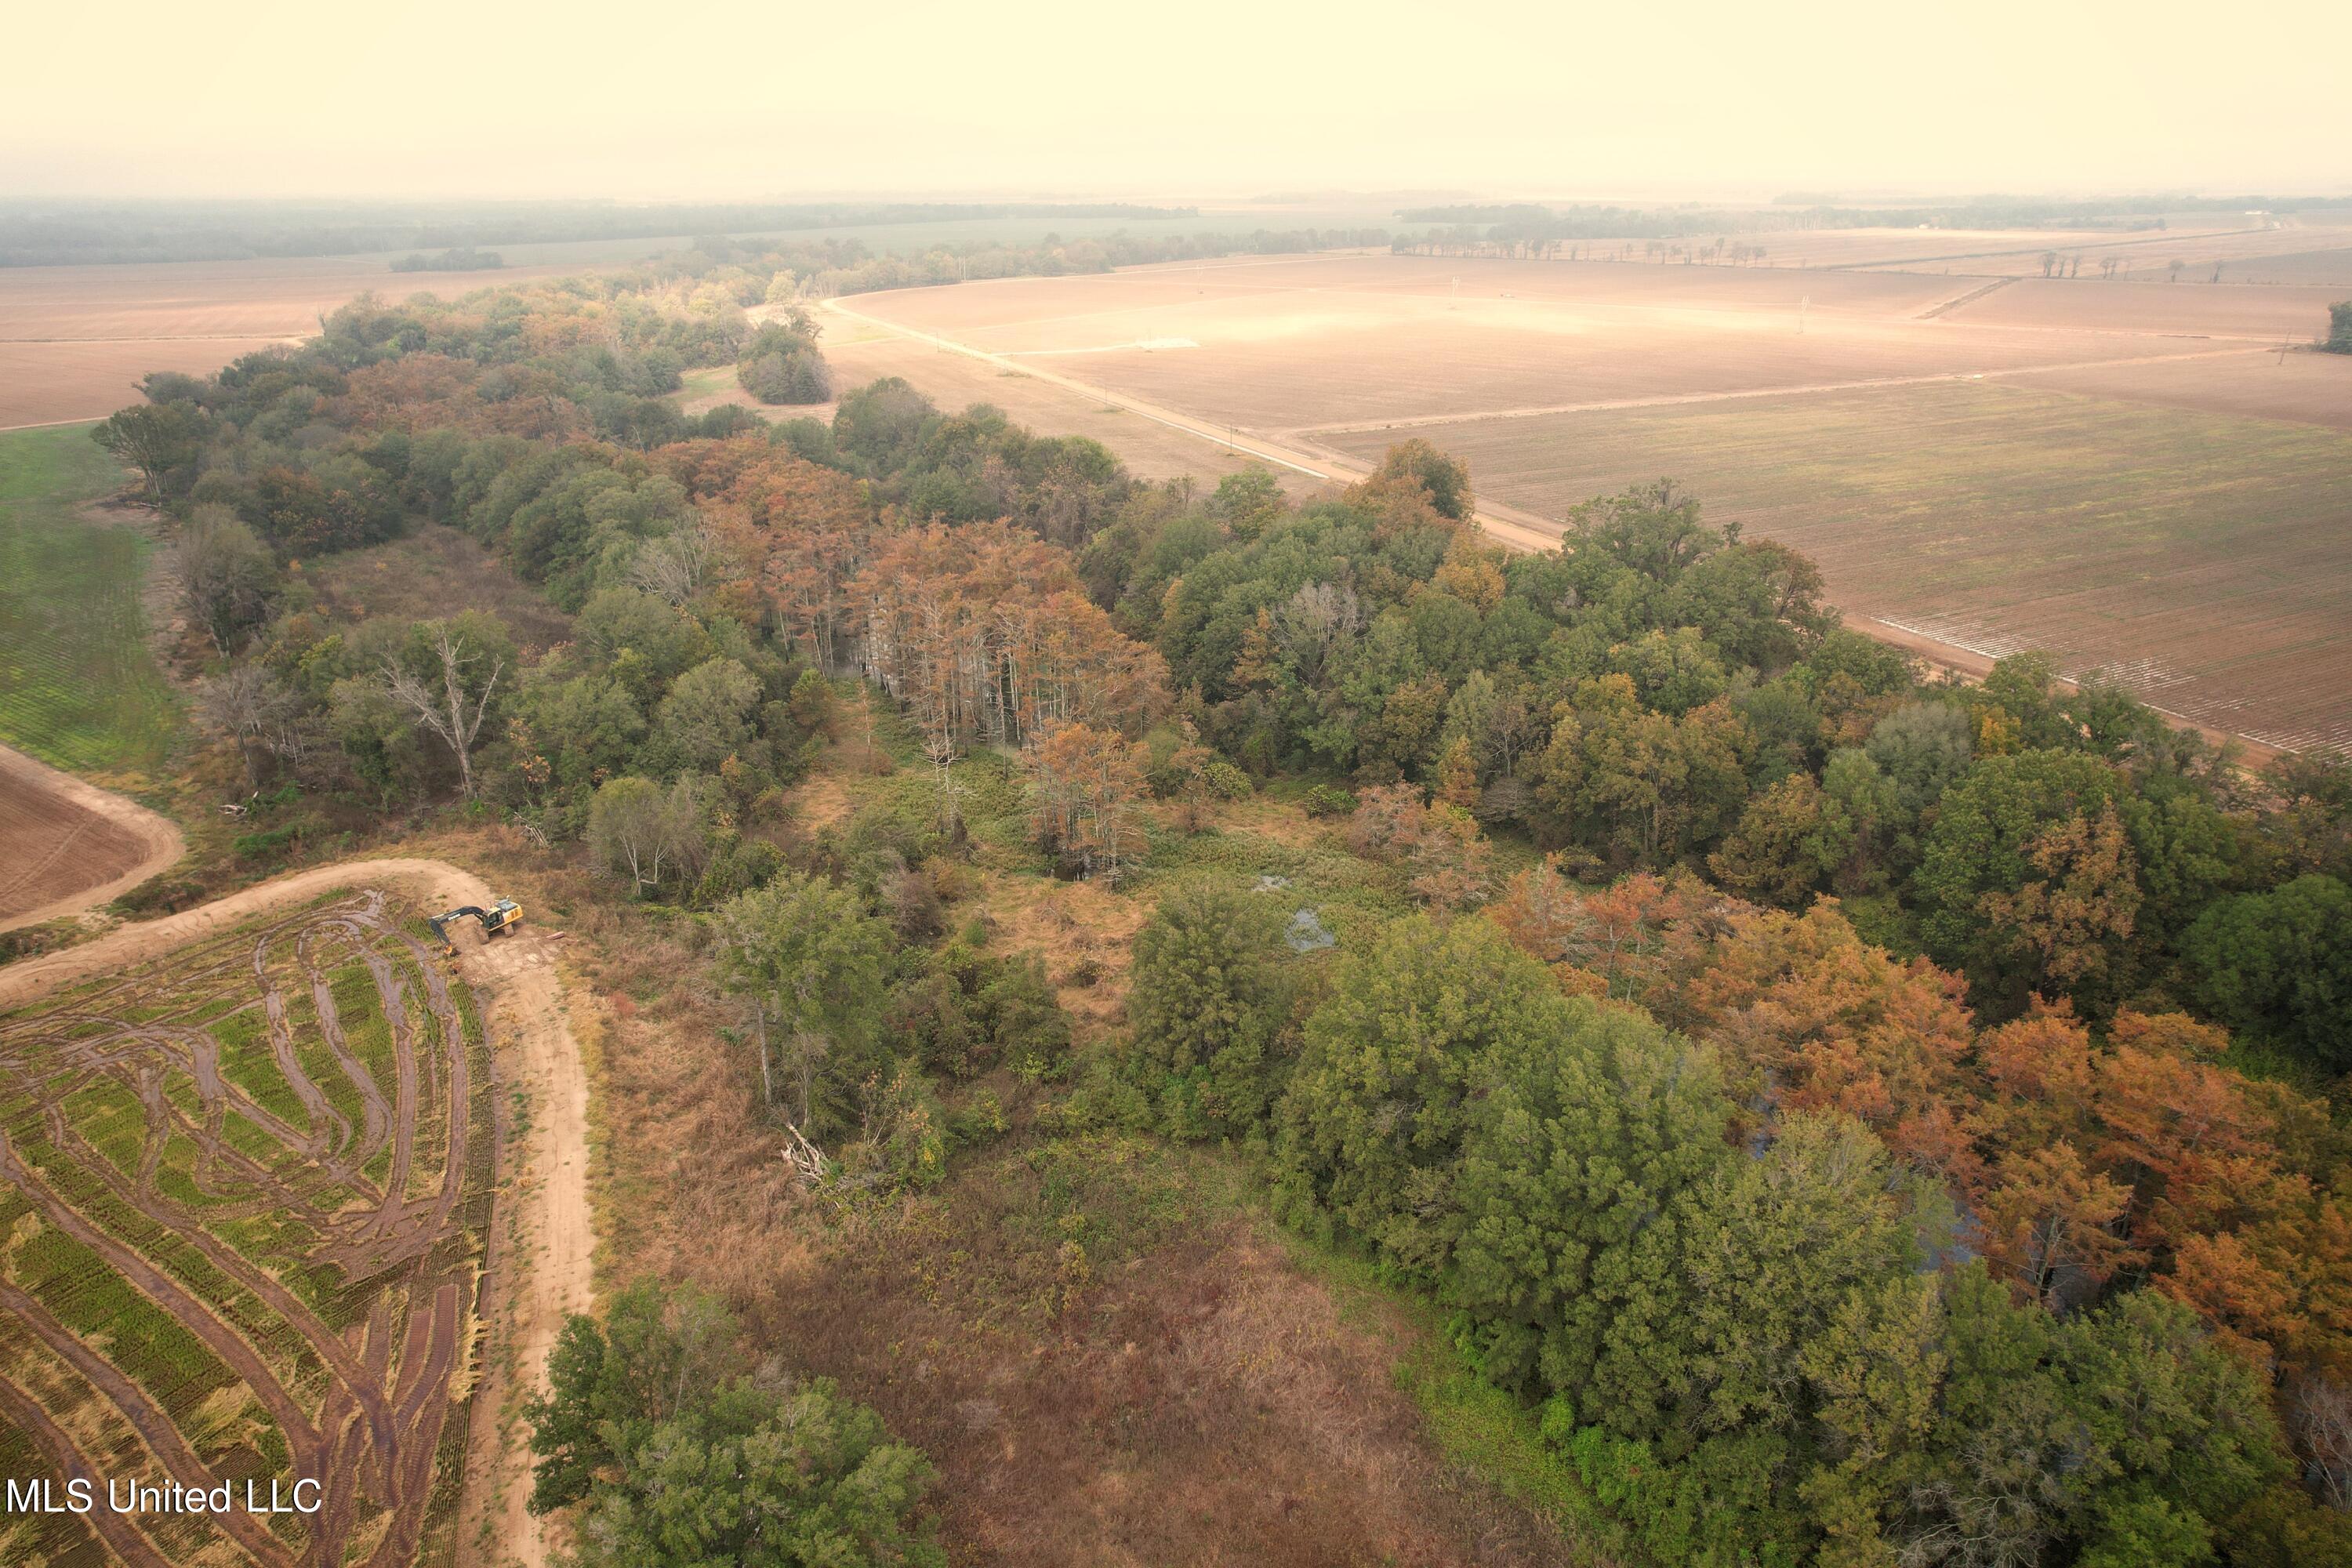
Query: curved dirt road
0,856,591,1568
0,743,184,934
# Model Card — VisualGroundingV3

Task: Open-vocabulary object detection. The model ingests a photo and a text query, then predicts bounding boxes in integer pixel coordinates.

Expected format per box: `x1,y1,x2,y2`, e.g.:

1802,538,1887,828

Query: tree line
0,198,1197,267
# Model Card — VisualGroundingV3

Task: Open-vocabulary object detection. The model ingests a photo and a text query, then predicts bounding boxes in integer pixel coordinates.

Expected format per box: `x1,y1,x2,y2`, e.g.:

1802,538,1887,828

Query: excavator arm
428,899,521,956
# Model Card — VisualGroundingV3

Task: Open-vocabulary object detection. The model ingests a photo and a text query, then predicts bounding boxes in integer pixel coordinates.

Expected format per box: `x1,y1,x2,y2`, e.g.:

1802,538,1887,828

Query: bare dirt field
2213,247,2352,286
0,254,624,429
850,254,2328,434
1316,380,2352,754
1697,224,2245,272
2033,350,2352,432
0,339,297,429
0,256,574,342
0,855,591,1568
822,321,1334,498
1856,222,2352,278
1941,276,2344,339
0,743,182,932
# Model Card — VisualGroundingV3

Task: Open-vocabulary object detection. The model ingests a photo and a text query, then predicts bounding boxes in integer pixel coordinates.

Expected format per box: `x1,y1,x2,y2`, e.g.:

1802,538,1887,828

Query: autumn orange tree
1023,721,1147,882
849,522,1166,750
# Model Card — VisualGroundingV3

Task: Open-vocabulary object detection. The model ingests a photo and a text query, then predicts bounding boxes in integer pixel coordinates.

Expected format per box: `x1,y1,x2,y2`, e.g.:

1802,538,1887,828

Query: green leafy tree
1449,998,1733,1407
173,503,278,654
738,318,833,405
1708,772,1849,906
1537,678,1751,865
715,873,894,1134
2183,874,2352,1070
92,401,202,504
1277,914,1566,1269
1913,749,2129,1011
1864,701,1973,828
1130,886,1295,1137
1360,437,1474,521
1659,1114,1908,1440
588,775,709,895
528,1279,942,1567
1798,1274,1950,1566
1899,1269,2285,1568
516,672,646,808
659,656,764,772
1820,746,1900,888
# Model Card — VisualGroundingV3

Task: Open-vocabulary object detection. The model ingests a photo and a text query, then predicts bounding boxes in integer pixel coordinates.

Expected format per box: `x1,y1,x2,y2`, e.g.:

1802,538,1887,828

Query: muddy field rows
0,890,492,1567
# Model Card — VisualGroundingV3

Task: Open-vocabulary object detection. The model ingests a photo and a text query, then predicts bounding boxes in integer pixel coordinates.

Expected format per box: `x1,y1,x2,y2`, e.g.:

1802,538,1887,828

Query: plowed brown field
0,744,181,932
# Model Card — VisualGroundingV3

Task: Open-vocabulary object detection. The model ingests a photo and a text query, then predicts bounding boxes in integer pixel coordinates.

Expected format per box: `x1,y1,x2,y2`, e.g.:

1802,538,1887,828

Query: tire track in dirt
0,1279,295,1566
0,858,591,1568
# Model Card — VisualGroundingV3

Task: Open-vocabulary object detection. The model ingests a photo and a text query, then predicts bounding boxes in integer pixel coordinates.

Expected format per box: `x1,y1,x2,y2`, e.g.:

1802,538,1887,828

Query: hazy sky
6,1,2347,201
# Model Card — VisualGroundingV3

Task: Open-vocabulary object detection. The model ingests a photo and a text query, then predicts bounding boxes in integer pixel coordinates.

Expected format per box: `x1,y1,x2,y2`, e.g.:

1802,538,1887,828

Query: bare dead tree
1276,581,1363,689
198,664,312,789
630,519,729,608
383,626,503,800
2295,1374,2352,1511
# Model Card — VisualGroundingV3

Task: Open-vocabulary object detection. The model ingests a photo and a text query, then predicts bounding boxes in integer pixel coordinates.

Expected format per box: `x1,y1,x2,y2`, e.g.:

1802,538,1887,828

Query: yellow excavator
429,898,522,958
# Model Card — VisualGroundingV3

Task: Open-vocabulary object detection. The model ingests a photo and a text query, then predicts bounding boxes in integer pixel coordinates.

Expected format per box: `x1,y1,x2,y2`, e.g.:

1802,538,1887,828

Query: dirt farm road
822,296,1573,554
0,856,593,1568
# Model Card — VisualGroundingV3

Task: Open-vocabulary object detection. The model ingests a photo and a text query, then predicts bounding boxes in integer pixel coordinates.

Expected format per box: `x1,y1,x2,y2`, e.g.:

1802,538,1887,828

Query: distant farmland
849,248,2352,752
1316,380,2352,754
0,252,608,429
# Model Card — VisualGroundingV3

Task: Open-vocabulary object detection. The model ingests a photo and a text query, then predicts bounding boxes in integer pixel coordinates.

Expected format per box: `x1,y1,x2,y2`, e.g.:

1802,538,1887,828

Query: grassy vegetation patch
0,425,178,774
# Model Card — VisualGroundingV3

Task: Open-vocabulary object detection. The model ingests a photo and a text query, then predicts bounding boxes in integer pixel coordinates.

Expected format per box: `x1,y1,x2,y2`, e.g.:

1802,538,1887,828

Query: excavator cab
428,898,523,957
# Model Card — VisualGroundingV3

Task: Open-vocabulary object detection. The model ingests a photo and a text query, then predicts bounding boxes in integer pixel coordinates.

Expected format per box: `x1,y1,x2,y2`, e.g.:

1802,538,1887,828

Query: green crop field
0,425,179,776
1319,379,2352,753
0,890,492,1567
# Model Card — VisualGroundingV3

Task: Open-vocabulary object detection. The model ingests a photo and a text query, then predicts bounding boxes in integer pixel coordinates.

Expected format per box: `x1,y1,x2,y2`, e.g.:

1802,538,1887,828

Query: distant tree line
0,198,1199,267
670,226,1392,299
1399,193,2352,243
388,246,504,272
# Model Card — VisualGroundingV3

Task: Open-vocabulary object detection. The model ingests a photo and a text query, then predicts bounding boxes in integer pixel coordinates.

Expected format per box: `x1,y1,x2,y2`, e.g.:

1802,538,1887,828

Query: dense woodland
85,259,2352,1566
